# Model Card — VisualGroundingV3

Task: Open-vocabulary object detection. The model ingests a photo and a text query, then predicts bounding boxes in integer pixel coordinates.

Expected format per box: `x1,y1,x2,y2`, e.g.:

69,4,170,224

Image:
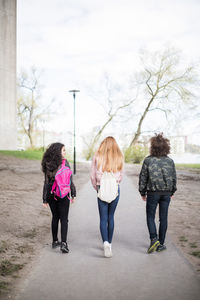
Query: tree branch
145,69,154,96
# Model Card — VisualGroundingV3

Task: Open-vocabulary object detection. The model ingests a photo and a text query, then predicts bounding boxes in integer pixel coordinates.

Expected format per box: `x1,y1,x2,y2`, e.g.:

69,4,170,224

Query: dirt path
0,156,90,299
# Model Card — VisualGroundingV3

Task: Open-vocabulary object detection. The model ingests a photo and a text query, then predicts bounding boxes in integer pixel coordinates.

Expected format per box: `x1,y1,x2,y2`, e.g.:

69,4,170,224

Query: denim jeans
97,187,120,243
146,193,171,245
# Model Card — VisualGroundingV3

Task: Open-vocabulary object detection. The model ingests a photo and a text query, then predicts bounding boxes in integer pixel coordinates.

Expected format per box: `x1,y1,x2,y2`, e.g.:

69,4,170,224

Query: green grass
179,236,188,242
190,251,200,258
0,281,9,293
0,150,72,162
21,228,37,239
0,260,24,276
17,244,33,254
189,242,198,249
175,164,200,170
0,241,9,254
0,150,44,160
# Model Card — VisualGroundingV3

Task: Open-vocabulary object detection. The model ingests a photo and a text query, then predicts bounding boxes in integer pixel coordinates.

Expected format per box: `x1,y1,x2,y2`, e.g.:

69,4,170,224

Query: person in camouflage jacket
139,156,177,196
139,133,177,253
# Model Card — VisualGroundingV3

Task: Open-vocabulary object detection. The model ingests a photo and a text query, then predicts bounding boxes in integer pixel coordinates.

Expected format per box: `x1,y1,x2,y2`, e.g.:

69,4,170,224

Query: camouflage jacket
139,155,177,196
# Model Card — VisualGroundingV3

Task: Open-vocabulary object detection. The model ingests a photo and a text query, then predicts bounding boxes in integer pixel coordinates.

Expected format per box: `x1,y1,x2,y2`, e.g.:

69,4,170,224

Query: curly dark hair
150,133,170,157
41,142,64,174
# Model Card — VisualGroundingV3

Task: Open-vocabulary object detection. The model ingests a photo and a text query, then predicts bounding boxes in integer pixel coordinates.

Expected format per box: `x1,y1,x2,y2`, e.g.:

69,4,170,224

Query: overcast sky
17,0,200,146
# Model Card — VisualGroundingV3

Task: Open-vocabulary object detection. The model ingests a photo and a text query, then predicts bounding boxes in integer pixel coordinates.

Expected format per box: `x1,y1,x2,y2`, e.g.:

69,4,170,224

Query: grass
190,251,200,258
21,228,37,239
128,162,200,170
17,244,33,254
179,236,188,242
189,242,198,249
175,164,200,170
0,241,8,254
0,149,72,162
0,150,43,160
0,281,9,293
0,260,24,276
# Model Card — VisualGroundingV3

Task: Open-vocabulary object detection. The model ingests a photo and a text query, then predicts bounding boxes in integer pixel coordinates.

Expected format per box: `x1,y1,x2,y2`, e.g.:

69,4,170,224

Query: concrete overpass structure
0,0,17,149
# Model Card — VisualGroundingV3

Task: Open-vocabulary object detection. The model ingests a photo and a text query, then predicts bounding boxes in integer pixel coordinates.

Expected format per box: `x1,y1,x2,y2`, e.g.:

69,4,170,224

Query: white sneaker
109,243,112,257
104,241,112,258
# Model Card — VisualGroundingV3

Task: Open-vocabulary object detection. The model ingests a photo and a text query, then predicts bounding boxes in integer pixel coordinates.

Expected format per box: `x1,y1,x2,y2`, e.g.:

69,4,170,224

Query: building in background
170,136,186,154
0,0,17,149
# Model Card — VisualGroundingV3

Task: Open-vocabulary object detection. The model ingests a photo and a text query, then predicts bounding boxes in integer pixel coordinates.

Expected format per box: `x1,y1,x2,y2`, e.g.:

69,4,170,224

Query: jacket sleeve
70,175,76,197
171,161,177,195
42,174,52,203
42,182,48,203
42,174,48,203
139,160,148,196
90,155,97,190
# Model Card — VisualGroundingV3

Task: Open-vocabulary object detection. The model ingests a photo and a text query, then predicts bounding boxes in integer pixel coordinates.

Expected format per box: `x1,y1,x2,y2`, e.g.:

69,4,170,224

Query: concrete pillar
0,0,17,150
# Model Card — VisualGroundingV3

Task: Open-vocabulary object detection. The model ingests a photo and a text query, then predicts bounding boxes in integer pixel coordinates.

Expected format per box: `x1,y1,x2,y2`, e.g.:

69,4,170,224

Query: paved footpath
17,176,200,300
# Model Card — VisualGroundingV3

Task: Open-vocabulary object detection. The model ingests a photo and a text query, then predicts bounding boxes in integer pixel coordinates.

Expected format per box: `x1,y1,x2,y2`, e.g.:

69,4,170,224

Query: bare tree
129,48,197,146
17,67,54,148
83,74,137,160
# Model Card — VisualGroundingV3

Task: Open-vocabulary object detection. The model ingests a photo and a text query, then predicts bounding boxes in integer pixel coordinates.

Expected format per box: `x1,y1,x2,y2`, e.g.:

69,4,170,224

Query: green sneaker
147,238,160,253
156,244,167,252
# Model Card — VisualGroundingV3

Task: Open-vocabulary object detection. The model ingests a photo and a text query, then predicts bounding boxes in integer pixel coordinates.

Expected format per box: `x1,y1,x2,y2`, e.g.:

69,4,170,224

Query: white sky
17,0,200,147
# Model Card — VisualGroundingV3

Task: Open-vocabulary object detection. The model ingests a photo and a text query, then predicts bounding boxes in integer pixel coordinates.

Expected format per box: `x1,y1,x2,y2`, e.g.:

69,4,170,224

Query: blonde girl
90,136,123,257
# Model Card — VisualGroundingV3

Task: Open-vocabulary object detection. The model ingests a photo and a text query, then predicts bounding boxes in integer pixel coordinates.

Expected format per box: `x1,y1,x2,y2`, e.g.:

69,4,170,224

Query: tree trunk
86,115,113,160
27,132,33,148
28,98,34,148
129,95,155,147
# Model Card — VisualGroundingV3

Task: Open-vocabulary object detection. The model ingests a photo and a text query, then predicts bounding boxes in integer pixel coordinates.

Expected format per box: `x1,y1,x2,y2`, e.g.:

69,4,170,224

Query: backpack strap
62,159,66,167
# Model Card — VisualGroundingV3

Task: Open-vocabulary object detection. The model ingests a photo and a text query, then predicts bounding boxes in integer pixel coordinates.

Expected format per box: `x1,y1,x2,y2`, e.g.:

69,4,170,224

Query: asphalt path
16,176,200,300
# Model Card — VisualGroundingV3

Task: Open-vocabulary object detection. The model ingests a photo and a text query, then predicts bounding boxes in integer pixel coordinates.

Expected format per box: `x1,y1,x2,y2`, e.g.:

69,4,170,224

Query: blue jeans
97,188,120,243
146,193,171,245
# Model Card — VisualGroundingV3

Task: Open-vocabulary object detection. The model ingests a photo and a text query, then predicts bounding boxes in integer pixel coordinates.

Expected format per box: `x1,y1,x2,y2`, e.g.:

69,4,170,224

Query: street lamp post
69,90,80,175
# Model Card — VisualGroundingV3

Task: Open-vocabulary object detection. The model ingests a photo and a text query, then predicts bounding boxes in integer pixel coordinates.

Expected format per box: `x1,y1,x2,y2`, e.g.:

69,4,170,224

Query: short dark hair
150,133,170,157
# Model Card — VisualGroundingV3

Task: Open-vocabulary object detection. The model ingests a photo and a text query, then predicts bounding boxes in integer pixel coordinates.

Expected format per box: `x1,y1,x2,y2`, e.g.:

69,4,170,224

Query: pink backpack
51,159,72,200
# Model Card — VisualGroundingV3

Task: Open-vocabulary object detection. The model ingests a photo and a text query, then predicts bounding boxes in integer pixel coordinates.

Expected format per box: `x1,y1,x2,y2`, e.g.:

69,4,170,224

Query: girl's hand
71,197,76,203
43,203,48,208
141,196,147,201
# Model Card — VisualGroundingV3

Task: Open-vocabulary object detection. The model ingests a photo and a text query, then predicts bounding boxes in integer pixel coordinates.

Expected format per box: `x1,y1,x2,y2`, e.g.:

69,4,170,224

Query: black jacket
43,160,76,203
139,155,177,196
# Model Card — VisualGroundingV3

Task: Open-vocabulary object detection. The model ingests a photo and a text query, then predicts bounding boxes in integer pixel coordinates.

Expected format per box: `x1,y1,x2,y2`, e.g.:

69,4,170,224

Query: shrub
124,145,148,164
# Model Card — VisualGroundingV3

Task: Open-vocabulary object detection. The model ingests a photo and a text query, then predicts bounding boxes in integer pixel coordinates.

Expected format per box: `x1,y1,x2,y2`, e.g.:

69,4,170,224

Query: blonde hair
96,136,124,172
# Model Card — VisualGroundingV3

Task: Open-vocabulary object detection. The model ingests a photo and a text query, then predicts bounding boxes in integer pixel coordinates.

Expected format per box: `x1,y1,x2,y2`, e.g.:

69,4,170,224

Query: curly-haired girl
139,133,177,253
41,143,76,253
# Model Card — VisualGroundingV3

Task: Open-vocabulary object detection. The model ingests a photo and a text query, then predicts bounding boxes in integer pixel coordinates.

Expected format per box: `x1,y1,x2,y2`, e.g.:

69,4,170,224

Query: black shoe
147,238,160,253
52,240,61,248
60,242,69,253
156,244,167,252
